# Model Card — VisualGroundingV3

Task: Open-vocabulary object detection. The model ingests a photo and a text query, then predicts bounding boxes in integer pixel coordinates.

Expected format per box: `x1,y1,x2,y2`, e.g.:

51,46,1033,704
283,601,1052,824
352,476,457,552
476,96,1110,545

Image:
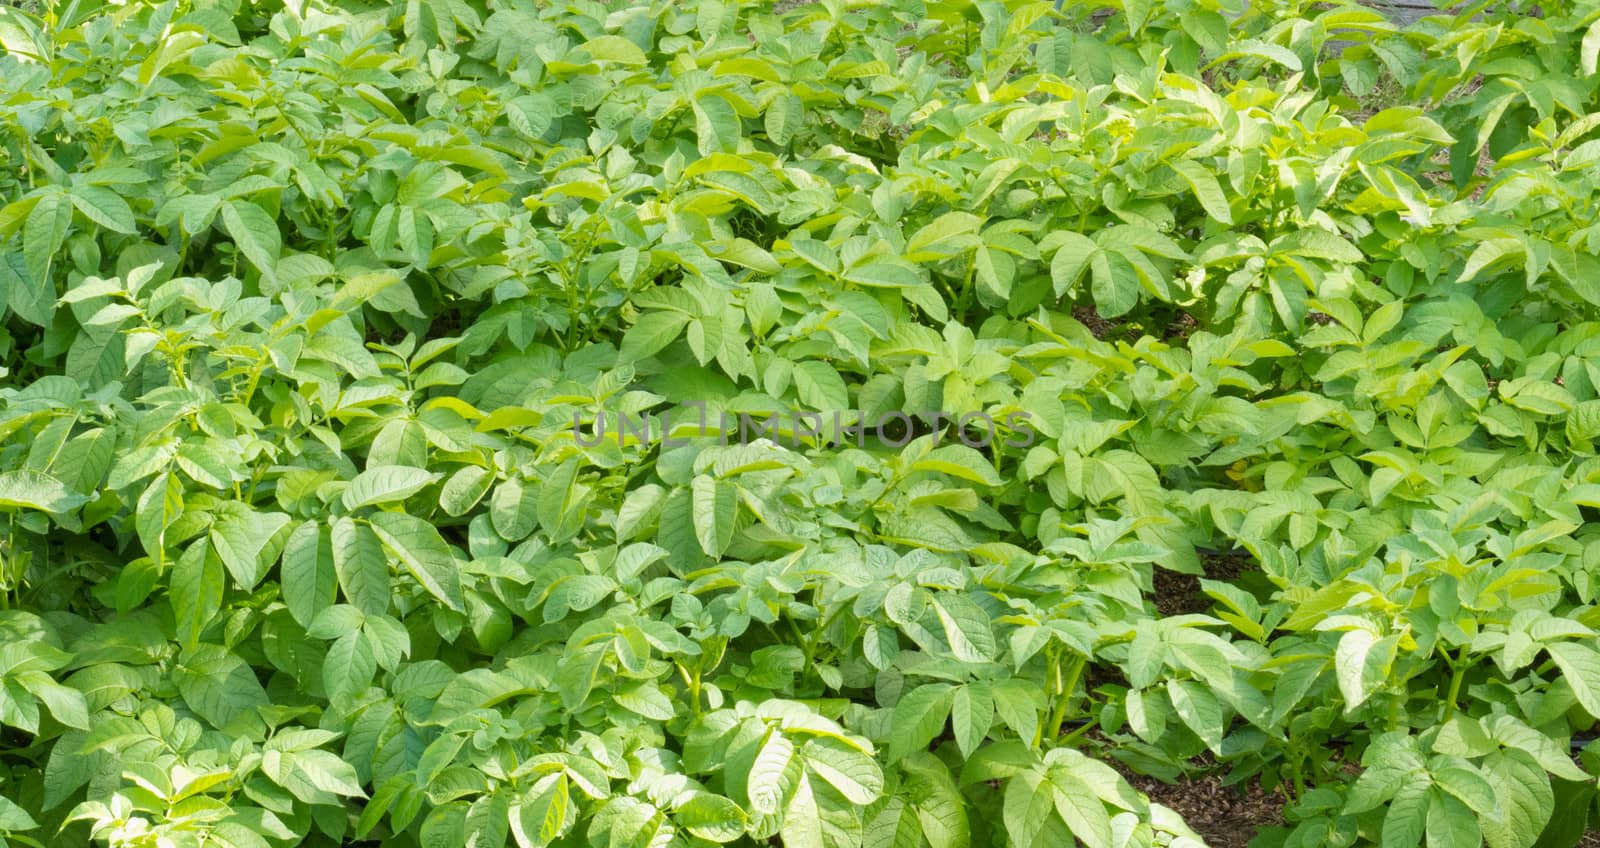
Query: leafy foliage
3,0,1600,846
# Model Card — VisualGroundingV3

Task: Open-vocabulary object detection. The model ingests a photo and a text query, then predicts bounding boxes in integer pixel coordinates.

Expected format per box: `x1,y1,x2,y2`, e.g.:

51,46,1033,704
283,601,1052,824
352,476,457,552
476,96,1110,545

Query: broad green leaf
368,512,465,611
0,471,88,513
792,360,848,414
343,465,440,511
68,184,136,234
0,794,37,831
1089,248,1139,317
492,476,539,541
889,683,954,762
906,212,983,262
331,516,392,616
620,311,691,362
803,737,883,805
1335,628,1381,713
210,508,290,591
174,645,269,729
1481,750,1553,848
1166,678,1223,752
675,792,747,843
322,631,377,705
221,199,281,276
24,191,70,284
1047,232,1097,297
536,460,586,543
1170,159,1233,225
1382,779,1430,848
171,540,224,651
913,445,1001,487
950,682,994,759
747,730,795,815
691,474,737,558
282,521,337,628
579,35,647,65
1546,641,1600,719
932,594,995,662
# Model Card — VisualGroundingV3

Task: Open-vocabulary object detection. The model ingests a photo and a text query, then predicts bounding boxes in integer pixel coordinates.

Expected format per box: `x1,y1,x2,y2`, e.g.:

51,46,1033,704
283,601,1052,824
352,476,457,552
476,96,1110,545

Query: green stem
1057,712,1096,747
1047,652,1087,743
1443,645,1469,718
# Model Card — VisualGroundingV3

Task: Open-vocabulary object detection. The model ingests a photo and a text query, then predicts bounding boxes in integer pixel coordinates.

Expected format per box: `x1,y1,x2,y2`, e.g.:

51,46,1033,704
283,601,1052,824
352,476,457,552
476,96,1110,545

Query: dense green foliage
3,0,1600,845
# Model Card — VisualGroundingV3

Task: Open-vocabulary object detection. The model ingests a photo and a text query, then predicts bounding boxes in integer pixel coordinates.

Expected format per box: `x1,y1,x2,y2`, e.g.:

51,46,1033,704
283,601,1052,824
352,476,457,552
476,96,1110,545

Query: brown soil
1151,548,1256,617
1073,304,1119,340
1163,311,1198,341
1125,772,1288,847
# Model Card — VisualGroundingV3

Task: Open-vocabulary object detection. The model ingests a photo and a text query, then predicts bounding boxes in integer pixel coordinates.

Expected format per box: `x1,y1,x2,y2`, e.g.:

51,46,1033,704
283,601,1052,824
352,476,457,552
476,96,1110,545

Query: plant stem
1443,645,1468,718
1047,652,1086,742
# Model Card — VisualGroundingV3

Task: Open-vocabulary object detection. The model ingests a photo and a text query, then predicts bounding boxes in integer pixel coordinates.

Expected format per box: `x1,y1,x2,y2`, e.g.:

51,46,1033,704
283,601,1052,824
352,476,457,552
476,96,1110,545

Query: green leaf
331,517,392,616
68,184,136,234
675,792,747,843
913,445,1001,487
21,675,89,730
932,594,995,663
221,199,281,277
507,94,556,138
368,512,465,611
950,682,994,759
1582,18,1600,76
1382,779,1430,848
1335,628,1381,713
440,466,493,517
889,684,953,762
24,191,70,284
491,476,540,541
804,737,883,805
906,212,983,262
174,645,269,729
1088,248,1139,318
0,793,39,831
0,471,88,513
210,507,290,591
1002,770,1063,848
1170,159,1233,225
792,360,848,413
765,92,802,147
620,311,691,362
747,730,795,815
1166,679,1223,752
322,631,377,705
282,521,337,628
579,35,647,65
537,460,586,544
992,679,1043,744
171,540,225,651
343,465,440,511
691,474,737,558
1481,750,1553,848
0,249,54,326
1045,761,1113,848
1047,232,1097,297
1547,641,1600,719
514,774,572,847
290,748,367,798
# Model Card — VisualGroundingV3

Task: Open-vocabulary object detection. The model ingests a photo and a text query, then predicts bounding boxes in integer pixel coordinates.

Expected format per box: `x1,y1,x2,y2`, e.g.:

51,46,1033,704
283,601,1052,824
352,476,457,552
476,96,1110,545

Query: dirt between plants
1126,770,1600,847
1124,772,1287,846
1152,548,1256,617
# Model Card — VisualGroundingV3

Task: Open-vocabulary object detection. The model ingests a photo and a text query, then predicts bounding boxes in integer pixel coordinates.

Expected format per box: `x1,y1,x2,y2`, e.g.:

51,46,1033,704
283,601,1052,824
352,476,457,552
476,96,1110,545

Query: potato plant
1,0,1600,846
